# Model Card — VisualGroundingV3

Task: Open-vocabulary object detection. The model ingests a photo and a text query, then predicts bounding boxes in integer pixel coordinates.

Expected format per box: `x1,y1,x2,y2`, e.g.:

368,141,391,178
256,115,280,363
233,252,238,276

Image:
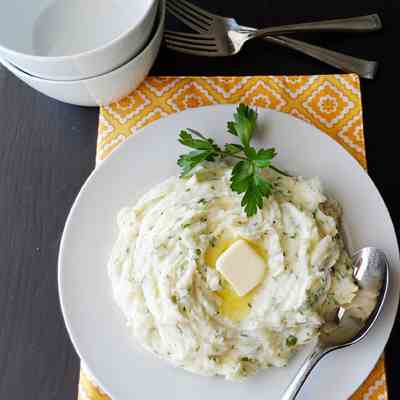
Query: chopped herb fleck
312,209,318,218
286,335,297,347
328,294,339,305
209,236,217,247
335,269,346,279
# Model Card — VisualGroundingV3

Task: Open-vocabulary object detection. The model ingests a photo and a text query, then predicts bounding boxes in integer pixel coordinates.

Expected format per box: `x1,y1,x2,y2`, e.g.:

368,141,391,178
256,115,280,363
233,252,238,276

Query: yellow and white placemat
79,75,387,400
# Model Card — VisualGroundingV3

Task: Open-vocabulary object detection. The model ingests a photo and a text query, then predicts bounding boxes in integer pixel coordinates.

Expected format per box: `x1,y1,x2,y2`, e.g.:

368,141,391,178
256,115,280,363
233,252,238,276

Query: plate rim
58,104,400,399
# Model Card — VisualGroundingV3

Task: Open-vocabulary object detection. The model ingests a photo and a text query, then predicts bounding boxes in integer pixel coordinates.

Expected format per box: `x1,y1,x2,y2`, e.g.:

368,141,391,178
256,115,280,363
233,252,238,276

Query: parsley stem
220,151,247,160
188,128,288,174
219,150,290,177
187,128,209,141
269,165,291,177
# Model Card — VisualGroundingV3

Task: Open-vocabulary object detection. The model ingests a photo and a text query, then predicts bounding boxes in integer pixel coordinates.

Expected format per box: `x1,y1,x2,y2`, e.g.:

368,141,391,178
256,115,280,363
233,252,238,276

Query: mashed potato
108,162,358,380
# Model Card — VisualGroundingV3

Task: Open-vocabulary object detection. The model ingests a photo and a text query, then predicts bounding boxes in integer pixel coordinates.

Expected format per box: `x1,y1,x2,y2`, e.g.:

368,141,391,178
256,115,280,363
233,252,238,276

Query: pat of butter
216,240,265,297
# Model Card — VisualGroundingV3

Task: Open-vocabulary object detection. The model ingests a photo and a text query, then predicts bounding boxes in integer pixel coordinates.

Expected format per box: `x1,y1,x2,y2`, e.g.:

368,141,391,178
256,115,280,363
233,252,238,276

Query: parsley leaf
239,175,273,216
178,150,216,177
251,148,277,168
227,121,238,136
228,103,257,148
224,143,244,155
178,130,220,152
254,174,273,197
177,130,221,176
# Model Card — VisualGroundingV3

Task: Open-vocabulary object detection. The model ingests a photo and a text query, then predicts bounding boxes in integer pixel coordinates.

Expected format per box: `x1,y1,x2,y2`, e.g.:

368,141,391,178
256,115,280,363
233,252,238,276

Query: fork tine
165,38,216,51
164,30,215,42
167,2,210,30
169,0,215,20
166,2,210,32
168,0,214,23
166,44,221,57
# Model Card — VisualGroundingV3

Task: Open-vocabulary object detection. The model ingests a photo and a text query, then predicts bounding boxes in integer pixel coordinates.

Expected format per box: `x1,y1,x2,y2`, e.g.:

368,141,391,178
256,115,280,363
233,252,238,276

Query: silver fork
165,0,380,79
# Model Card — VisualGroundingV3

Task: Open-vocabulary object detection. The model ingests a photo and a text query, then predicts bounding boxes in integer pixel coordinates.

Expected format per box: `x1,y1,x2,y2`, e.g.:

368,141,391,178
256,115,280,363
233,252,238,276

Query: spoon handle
250,14,382,38
281,343,327,400
261,36,378,80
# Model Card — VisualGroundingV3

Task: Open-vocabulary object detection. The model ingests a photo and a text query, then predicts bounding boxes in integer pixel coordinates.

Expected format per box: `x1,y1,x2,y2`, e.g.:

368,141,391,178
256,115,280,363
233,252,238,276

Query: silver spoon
282,247,389,400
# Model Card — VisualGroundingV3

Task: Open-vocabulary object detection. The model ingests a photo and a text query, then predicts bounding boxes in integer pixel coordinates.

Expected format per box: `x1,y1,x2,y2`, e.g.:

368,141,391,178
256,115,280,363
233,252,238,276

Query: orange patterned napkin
78,75,387,400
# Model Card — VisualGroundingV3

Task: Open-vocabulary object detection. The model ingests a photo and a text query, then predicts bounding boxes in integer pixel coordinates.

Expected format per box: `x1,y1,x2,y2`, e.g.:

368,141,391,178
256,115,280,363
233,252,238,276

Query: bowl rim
0,0,158,62
0,0,165,85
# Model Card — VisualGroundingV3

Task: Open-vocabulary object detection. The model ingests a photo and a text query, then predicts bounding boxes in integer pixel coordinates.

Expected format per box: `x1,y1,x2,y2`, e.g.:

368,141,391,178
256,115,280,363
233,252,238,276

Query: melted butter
205,235,268,322
205,236,236,267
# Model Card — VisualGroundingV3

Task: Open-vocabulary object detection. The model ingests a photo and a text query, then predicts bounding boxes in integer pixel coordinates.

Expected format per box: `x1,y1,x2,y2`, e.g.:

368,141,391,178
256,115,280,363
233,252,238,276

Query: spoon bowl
282,247,389,400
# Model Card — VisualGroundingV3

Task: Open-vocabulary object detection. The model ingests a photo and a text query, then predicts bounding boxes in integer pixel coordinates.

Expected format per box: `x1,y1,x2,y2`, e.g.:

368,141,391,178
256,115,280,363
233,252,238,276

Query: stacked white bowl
0,0,164,106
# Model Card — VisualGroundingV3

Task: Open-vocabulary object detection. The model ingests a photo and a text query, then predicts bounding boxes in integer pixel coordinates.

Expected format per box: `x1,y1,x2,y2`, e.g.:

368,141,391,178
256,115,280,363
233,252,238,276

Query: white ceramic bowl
0,0,158,80
0,1,165,107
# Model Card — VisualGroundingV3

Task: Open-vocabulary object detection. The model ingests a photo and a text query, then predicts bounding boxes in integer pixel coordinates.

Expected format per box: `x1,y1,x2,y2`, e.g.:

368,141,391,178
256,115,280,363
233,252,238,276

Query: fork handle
264,35,378,79
247,14,381,38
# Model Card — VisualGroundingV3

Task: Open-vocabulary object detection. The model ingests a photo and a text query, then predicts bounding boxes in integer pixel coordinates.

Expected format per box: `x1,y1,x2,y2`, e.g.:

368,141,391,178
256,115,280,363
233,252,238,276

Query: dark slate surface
0,1,397,398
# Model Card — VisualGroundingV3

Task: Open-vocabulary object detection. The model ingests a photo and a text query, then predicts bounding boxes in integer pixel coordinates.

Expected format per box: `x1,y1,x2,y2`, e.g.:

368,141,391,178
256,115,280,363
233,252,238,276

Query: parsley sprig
177,104,288,217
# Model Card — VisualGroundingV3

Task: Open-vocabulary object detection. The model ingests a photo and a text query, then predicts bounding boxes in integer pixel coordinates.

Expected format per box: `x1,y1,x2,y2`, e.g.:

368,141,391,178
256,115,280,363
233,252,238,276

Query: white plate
58,105,399,400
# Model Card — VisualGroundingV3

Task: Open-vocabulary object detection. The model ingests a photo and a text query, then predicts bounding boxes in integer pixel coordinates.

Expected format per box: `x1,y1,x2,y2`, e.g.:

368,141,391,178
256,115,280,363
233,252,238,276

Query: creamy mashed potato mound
108,162,359,380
